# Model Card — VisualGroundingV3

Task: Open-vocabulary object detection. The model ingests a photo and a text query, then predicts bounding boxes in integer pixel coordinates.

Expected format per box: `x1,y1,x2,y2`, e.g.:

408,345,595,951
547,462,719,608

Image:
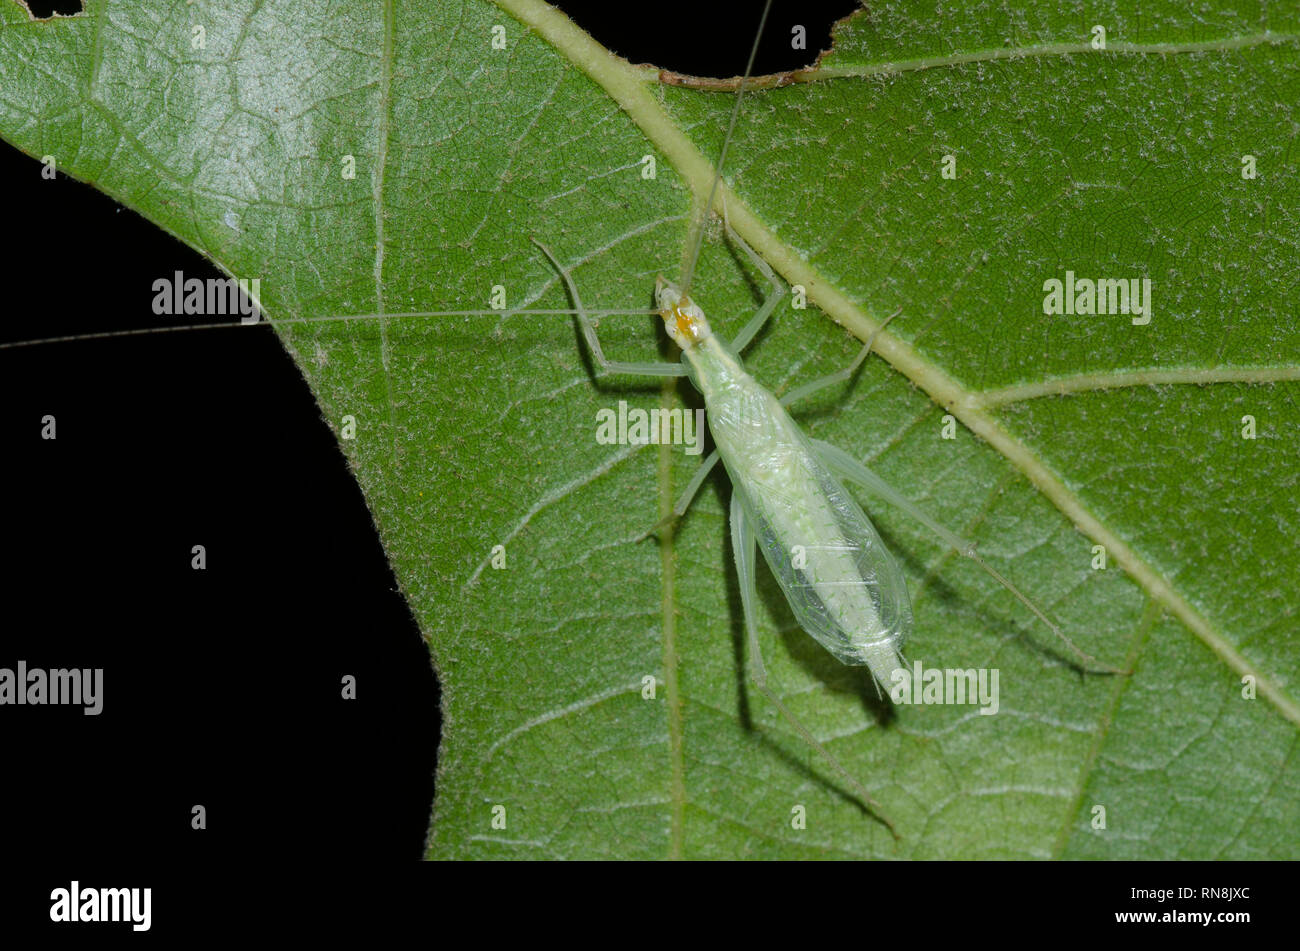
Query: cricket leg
779,307,903,407
812,438,1126,676
533,238,687,378
634,449,721,542
722,212,786,354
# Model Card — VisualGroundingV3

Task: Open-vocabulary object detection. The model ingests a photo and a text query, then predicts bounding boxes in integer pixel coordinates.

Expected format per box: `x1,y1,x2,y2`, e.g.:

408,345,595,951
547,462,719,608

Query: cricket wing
723,434,911,688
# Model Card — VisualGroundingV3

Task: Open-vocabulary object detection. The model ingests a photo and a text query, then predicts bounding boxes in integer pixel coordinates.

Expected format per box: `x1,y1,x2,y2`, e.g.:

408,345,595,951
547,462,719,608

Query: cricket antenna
678,0,775,299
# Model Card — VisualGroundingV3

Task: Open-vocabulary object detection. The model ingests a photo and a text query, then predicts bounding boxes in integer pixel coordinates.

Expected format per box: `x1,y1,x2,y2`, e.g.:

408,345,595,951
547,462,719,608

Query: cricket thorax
688,342,797,465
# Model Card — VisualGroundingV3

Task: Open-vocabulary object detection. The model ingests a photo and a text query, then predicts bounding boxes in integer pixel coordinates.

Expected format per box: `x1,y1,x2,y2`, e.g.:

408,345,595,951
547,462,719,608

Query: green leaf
2,0,1297,859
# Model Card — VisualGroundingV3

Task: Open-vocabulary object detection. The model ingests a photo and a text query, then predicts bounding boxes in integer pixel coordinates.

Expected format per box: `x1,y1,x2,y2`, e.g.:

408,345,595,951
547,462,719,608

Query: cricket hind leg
811,438,1127,676
532,238,687,379
730,491,901,840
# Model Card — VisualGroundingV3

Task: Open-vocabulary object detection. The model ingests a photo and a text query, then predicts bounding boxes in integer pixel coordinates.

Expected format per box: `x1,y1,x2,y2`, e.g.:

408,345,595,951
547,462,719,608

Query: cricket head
655,276,713,350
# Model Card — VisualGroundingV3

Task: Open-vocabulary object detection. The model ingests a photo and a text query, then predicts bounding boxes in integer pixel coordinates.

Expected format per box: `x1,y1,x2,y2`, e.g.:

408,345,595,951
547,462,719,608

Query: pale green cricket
534,224,1111,839
527,0,1115,839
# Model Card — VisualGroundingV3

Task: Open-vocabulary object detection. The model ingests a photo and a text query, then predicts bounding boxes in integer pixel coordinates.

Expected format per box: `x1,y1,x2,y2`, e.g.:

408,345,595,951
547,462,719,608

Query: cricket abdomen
688,336,911,690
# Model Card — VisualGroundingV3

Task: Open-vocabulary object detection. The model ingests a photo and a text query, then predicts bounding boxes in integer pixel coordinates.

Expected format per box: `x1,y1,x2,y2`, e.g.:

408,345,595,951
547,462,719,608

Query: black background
0,0,1288,936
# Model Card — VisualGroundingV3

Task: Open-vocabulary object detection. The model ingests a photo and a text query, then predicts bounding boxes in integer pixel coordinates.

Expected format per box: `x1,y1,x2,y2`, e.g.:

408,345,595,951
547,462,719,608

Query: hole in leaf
550,0,860,78
18,0,84,18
